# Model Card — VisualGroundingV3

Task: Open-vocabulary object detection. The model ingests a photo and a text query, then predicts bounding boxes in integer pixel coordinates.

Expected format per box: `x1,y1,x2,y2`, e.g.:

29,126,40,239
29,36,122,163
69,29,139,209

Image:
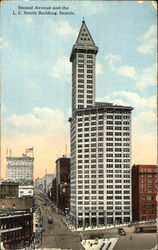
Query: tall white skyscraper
69,21,133,227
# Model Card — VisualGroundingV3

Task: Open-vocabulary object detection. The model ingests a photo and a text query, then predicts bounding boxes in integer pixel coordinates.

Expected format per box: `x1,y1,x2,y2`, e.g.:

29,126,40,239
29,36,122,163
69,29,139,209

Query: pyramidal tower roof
75,20,95,46
70,20,98,62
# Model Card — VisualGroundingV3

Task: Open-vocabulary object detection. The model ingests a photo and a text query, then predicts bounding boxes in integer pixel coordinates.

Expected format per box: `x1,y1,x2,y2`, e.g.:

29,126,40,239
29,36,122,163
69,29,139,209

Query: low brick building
0,197,34,249
0,181,19,199
0,210,33,249
0,197,33,210
132,164,157,221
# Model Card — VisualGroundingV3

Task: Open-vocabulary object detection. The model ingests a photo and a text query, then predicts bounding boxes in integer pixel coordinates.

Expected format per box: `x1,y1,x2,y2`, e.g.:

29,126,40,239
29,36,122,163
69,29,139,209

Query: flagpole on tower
25,147,34,157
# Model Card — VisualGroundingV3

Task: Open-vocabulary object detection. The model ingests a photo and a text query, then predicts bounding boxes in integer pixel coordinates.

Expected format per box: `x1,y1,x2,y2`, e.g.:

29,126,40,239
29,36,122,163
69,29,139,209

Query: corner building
69,21,133,227
6,154,34,181
132,164,157,221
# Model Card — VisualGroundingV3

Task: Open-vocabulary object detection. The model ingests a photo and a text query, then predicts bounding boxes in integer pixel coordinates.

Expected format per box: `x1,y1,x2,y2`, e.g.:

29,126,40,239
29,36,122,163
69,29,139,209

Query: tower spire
74,20,96,46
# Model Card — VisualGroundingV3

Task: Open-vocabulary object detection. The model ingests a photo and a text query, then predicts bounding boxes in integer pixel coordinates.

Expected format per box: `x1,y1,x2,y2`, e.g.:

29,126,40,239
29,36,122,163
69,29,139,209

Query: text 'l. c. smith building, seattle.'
69,20,133,228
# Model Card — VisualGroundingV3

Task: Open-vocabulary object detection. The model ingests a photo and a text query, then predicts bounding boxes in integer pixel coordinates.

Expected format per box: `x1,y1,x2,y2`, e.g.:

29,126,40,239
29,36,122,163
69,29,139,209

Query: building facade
50,177,56,203
6,154,34,181
45,173,55,195
35,177,45,192
0,207,33,249
132,164,157,221
19,184,34,198
0,181,19,199
56,156,70,212
69,21,133,227
0,188,34,250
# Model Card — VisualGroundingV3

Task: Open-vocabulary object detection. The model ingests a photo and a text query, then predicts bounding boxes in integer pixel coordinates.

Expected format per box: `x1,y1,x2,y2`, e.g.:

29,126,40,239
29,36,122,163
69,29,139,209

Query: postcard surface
0,1,157,249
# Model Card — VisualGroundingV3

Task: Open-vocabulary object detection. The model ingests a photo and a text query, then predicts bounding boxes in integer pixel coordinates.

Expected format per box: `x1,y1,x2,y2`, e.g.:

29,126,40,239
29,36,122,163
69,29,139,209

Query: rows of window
78,59,93,64
77,114,130,121
77,158,130,163
77,211,130,215
77,148,129,153
77,182,130,190
77,164,129,168
77,152,130,158
77,123,130,128
78,54,93,58
77,195,130,204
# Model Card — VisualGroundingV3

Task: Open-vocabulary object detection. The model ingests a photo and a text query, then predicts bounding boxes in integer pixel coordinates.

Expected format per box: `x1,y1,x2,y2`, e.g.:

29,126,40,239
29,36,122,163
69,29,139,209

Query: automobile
118,227,126,236
48,216,53,224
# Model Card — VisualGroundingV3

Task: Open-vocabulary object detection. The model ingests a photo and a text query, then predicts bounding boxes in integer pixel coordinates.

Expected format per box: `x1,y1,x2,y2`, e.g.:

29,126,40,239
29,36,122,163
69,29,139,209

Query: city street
35,191,84,250
35,191,157,250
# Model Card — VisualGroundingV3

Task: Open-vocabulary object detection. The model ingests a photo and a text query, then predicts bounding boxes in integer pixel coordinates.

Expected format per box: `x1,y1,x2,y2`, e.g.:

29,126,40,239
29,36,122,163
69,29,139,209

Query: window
87,95,92,99
107,121,113,125
78,84,84,88
78,59,84,63
107,126,113,130
78,54,84,58
78,74,84,78
78,64,84,68
107,115,113,119
78,79,84,83
87,75,92,78
115,115,122,119
107,132,113,136
147,195,153,200
107,196,113,200
87,65,93,68
87,80,93,83
87,85,93,89
78,69,84,73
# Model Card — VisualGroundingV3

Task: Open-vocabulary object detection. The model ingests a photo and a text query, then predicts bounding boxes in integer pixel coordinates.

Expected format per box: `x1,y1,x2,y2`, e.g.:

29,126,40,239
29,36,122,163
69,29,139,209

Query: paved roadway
35,191,84,250
79,226,157,250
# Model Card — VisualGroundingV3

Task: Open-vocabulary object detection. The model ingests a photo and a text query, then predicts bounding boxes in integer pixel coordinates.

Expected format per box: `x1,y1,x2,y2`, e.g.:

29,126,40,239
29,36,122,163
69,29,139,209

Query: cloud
134,110,156,130
54,20,77,37
83,2,107,15
50,56,71,82
105,53,156,89
117,65,137,80
5,107,69,136
2,107,70,179
105,54,121,71
97,91,156,111
96,62,103,75
137,25,157,54
105,54,137,80
135,63,157,88
49,20,77,38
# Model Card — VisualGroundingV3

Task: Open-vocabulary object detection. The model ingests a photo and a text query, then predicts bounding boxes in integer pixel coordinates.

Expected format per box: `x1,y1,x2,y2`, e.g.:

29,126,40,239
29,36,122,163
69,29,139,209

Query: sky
1,0,157,179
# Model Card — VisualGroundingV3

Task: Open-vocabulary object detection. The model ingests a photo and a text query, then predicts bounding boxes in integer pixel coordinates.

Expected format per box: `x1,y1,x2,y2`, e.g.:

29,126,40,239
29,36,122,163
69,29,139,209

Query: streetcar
48,216,53,224
134,225,156,233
